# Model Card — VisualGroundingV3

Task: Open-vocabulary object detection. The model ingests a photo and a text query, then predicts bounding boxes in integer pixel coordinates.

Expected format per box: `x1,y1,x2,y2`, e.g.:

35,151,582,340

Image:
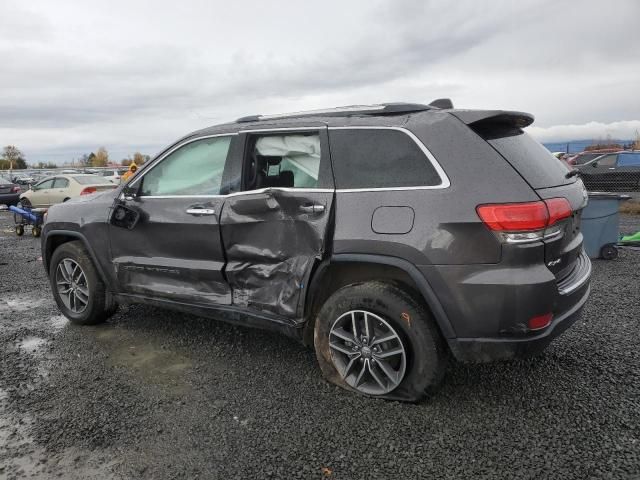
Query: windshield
73,176,113,185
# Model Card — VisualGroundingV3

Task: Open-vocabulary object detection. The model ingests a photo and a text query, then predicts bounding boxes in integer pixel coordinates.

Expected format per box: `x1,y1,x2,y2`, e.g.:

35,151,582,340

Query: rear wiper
565,169,580,179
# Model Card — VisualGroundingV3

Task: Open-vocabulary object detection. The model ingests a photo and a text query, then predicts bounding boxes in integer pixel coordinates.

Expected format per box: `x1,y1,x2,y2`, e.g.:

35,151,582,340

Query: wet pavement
1,211,640,479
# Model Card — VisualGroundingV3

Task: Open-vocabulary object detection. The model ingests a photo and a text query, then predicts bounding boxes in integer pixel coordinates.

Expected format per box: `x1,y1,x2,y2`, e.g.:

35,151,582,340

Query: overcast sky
1,0,639,164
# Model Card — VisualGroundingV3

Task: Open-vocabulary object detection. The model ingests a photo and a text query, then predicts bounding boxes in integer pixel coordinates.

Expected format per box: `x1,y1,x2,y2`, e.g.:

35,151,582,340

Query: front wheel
314,281,447,402
49,241,117,325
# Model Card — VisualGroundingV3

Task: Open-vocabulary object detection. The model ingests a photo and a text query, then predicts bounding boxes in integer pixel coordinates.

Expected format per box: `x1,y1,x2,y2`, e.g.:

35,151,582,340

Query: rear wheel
49,241,117,325
314,281,447,402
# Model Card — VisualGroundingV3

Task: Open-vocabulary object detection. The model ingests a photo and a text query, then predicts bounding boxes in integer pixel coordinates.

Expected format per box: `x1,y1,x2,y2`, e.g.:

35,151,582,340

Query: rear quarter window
329,129,443,189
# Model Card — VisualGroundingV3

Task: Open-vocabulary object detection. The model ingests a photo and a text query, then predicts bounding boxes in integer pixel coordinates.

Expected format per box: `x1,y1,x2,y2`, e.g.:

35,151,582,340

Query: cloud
528,120,640,142
0,0,638,164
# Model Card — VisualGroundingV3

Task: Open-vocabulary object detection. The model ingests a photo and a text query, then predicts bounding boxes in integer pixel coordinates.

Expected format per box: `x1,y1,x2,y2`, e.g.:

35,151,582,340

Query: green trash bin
581,192,630,260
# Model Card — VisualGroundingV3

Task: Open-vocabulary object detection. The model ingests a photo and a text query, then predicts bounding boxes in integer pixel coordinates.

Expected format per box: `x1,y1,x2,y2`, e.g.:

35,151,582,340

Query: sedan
0,175,22,206
19,174,117,208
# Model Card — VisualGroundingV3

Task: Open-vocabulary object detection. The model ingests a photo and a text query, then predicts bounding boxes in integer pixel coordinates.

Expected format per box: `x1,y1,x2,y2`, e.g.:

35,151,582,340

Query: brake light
528,313,553,330
11,186,21,193
476,198,572,243
545,198,572,225
80,187,97,195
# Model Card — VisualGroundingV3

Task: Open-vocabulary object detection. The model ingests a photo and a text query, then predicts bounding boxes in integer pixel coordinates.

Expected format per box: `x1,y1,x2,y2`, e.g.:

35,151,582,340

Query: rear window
482,129,573,189
0,176,12,183
73,176,113,185
329,129,442,189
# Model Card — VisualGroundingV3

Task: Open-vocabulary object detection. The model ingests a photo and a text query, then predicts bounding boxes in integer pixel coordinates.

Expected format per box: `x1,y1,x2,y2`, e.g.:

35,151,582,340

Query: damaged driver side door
220,127,335,321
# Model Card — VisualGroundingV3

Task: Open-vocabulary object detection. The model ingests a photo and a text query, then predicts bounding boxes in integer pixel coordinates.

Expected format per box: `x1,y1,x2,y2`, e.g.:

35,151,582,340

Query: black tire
314,281,447,402
18,198,31,209
49,241,117,325
600,244,618,260
15,225,24,236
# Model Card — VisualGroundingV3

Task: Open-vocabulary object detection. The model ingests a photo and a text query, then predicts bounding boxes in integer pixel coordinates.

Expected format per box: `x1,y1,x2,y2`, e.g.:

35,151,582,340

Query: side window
329,129,442,189
245,133,321,190
54,178,69,188
35,179,54,190
596,154,617,167
140,136,232,196
618,153,640,167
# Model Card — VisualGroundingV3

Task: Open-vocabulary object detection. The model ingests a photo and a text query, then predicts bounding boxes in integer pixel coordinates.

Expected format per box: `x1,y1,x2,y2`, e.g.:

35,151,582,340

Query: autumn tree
1,145,27,169
92,147,109,167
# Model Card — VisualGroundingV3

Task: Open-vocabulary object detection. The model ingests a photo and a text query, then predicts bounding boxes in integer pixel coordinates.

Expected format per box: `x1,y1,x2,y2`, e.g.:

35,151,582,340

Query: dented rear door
220,126,334,320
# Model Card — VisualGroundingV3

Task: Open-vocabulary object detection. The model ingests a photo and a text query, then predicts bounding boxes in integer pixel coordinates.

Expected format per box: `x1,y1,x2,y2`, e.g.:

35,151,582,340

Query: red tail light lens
80,187,97,195
11,186,21,193
528,313,553,330
476,198,572,232
476,202,548,231
545,198,572,225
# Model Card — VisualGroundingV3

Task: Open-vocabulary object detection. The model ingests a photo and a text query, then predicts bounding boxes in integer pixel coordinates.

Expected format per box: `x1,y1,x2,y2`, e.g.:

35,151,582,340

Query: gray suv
42,101,591,402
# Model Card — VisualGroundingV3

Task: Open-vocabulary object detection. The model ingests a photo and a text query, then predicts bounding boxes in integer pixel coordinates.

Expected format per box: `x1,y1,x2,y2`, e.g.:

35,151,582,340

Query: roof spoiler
452,110,535,128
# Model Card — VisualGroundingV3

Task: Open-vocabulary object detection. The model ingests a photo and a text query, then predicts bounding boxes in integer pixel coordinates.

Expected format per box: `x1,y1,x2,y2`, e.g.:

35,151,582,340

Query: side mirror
110,201,142,229
122,183,140,201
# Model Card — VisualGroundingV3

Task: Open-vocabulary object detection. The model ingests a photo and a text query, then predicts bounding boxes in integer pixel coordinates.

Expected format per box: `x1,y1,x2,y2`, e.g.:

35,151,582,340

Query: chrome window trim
328,126,450,192
133,187,335,200
128,133,238,195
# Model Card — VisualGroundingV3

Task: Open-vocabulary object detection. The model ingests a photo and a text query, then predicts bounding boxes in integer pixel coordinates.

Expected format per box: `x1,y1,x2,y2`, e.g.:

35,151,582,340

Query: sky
1,0,639,165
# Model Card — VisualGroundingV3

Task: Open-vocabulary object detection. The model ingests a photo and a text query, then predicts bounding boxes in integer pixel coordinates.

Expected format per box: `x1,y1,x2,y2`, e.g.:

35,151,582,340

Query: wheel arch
302,254,455,346
43,230,109,285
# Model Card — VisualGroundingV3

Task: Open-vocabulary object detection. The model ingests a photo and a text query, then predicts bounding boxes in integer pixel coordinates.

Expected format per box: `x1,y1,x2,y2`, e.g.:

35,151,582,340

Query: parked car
97,168,127,184
566,149,621,166
41,101,591,401
576,151,640,191
12,174,36,186
19,174,117,208
0,175,22,206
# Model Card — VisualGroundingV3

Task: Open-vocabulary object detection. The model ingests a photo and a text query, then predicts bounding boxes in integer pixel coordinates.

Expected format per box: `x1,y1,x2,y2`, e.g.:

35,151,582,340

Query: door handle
186,208,215,216
608,168,615,170
299,204,325,214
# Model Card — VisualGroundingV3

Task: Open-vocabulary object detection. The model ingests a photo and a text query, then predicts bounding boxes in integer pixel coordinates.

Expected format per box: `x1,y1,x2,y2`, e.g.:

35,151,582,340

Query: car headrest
257,155,282,166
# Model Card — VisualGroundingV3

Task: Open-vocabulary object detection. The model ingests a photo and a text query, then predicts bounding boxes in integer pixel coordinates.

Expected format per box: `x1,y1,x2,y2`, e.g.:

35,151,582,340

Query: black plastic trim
329,253,456,338
43,229,109,285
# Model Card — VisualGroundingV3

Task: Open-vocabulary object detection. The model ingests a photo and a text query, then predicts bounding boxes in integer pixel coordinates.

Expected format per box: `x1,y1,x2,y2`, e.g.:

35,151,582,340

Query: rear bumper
448,283,590,362
0,193,20,206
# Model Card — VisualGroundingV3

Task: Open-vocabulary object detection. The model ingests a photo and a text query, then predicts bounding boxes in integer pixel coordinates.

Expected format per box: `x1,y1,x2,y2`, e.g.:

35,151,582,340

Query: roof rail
236,100,453,123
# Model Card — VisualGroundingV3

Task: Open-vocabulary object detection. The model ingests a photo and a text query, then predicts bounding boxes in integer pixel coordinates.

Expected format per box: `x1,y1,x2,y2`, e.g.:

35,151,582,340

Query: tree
92,147,109,167
634,130,640,150
2,145,27,169
132,152,147,165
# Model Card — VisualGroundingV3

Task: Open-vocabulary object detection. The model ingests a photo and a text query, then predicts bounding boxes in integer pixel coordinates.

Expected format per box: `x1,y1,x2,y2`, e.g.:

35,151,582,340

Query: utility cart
9,204,47,237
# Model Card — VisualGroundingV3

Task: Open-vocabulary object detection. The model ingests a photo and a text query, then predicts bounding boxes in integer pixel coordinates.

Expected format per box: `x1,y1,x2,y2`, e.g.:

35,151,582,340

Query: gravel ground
1,210,639,479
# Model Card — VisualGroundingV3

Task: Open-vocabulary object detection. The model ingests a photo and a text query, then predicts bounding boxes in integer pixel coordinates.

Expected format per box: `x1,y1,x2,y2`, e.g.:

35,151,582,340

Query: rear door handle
299,204,325,214
186,207,215,216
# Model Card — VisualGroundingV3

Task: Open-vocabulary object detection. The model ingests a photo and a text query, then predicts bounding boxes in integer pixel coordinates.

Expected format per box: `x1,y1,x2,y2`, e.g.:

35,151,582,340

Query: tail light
80,187,97,195
11,186,21,193
528,313,553,331
477,198,572,243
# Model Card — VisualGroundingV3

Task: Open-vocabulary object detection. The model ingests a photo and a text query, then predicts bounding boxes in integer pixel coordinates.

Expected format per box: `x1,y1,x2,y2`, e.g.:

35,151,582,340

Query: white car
19,174,117,208
97,168,126,184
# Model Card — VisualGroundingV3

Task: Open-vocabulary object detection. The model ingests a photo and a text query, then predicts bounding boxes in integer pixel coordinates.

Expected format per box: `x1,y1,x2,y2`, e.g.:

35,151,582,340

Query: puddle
93,329,192,393
17,336,48,354
0,296,49,313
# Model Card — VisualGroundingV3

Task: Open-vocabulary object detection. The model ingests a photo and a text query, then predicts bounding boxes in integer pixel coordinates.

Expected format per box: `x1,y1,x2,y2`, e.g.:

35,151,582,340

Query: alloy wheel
328,310,407,395
55,258,89,314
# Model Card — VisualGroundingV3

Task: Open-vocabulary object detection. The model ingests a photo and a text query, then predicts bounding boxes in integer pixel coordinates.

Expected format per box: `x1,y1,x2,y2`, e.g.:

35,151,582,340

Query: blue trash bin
581,192,630,260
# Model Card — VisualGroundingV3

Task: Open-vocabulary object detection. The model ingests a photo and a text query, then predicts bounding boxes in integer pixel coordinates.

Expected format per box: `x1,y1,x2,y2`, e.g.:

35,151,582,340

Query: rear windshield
482,129,573,189
73,176,113,185
0,176,12,184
